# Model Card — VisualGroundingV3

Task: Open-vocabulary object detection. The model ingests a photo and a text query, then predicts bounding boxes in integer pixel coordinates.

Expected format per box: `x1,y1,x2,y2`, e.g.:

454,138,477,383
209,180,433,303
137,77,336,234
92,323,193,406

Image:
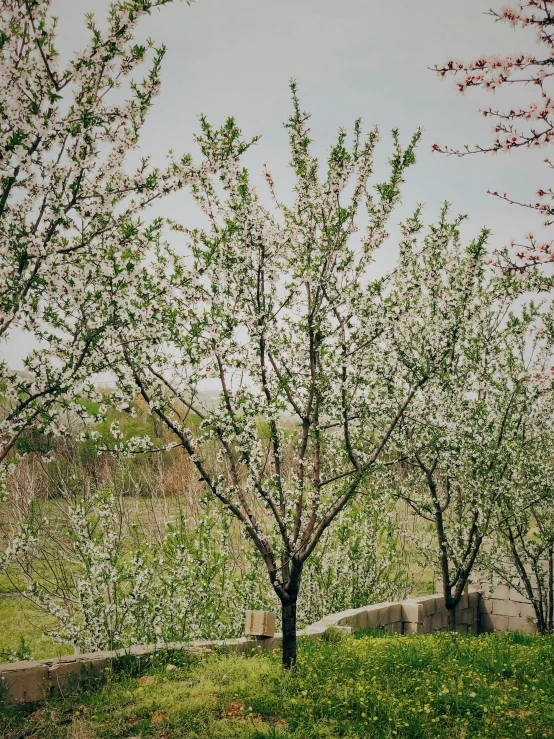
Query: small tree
104,87,490,666
432,1,554,269
482,389,554,633
0,0,193,495
383,221,549,628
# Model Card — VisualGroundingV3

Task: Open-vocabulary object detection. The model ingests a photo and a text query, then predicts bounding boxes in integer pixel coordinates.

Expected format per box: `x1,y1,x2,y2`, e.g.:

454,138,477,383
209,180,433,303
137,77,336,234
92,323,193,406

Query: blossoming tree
383,222,552,628
432,1,554,269
482,384,554,633
102,86,496,666
0,0,193,495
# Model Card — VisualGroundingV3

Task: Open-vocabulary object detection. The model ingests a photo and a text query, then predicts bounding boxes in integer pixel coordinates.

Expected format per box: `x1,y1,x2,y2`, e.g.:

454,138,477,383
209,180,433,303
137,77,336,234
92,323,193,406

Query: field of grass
0,597,72,661
2,630,554,738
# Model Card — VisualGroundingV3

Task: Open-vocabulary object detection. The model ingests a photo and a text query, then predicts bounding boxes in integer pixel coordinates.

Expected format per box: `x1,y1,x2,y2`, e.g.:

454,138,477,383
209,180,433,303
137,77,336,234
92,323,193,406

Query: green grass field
0,597,72,661
2,630,554,738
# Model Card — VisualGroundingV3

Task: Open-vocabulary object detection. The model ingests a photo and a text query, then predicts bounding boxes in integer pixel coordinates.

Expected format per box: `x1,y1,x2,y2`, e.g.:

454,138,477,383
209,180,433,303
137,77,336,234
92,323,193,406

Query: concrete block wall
0,639,260,703
476,579,538,635
293,590,481,638
401,590,480,635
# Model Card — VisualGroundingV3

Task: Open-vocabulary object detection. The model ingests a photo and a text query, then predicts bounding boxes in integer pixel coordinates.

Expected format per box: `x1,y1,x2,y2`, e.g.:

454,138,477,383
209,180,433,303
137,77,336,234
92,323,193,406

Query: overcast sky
5,0,546,368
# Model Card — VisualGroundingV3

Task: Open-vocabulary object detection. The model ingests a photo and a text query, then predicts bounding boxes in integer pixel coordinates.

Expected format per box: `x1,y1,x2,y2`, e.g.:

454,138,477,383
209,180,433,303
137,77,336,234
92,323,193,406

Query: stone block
479,611,494,632
365,605,383,629
128,644,157,657
350,609,369,630
488,614,510,631
304,624,327,637
0,663,49,702
371,602,402,625
479,597,494,615
221,637,249,654
241,638,257,653
80,656,111,679
507,617,537,635
188,640,216,651
489,584,510,600
401,601,423,623
245,610,276,637
431,612,447,631
519,603,537,622
458,607,477,626
416,594,445,617
492,599,521,618
509,588,529,604
403,621,421,635
468,591,480,609
337,608,367,630
476,582,493,597
80,649,114,663
49,661,83,696
249,635,284,650
315,615,342,631
419,618,433,634
384,621,403,633
456,624,468,633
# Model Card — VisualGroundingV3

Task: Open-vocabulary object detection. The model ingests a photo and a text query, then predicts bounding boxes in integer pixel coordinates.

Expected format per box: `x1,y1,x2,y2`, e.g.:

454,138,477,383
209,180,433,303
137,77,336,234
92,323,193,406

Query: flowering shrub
1,484,403,652
1,488,259,651
479,395,554,633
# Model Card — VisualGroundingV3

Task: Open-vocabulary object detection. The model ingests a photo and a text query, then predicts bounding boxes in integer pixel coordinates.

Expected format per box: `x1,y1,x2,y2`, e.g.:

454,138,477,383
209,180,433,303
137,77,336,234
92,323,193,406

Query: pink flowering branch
432,1,554,270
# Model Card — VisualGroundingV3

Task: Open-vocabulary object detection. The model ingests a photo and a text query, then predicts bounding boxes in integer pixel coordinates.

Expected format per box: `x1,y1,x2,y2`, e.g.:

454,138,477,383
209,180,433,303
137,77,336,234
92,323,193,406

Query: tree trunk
444,582,465,632
280,561,302,669
282,597,298,669
445,603,457,631
441,559,458,632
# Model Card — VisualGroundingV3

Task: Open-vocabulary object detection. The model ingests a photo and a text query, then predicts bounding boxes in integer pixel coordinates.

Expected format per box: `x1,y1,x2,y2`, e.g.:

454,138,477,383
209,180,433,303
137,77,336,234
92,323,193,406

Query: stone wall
304,588,481,637
477,581,538,635
0,584,537,703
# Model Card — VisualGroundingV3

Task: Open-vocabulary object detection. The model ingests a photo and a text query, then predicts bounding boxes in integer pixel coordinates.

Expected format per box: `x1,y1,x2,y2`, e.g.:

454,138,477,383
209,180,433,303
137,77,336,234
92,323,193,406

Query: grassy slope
2,630,554,738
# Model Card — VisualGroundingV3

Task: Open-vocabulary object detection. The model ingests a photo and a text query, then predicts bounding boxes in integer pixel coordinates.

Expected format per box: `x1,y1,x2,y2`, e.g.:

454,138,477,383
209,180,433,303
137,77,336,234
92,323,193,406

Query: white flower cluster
0,0,197,487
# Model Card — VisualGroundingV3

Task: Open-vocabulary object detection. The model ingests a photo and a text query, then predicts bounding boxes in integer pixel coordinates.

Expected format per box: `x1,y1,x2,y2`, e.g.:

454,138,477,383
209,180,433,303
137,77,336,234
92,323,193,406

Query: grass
0,597,72,661
2,630,554,738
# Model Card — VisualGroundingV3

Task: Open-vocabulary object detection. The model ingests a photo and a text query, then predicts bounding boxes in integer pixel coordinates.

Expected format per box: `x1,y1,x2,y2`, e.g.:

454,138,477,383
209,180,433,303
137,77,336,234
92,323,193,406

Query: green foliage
0,634,31,663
